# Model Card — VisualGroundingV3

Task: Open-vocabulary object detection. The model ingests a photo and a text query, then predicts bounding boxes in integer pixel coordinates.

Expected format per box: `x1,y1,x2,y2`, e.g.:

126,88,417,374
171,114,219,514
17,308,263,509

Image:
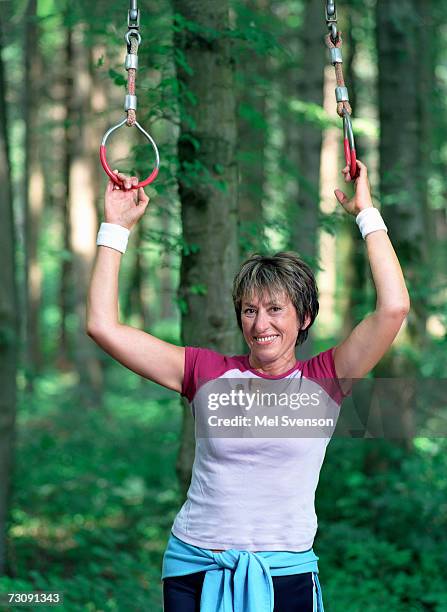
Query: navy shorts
163,570,319,611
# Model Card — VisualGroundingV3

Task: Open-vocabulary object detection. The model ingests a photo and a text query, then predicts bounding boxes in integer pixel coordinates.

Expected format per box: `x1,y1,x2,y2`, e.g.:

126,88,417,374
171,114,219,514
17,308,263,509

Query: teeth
255,335,277,343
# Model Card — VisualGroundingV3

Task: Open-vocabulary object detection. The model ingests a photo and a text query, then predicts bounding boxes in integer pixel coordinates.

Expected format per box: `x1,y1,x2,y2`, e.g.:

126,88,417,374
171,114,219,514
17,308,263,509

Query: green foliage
189,283,207,296
6,363,183,611
316,437,447,610
107,69,126,88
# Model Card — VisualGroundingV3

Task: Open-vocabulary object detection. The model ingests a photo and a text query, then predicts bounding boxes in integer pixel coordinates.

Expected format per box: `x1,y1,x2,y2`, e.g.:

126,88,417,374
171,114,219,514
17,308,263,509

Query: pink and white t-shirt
171,346,345,552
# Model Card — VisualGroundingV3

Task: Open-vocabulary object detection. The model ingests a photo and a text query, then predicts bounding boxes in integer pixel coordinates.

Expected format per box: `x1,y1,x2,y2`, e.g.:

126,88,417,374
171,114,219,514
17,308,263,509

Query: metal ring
330,24,338,43
125,30,141,46
100,117,160,188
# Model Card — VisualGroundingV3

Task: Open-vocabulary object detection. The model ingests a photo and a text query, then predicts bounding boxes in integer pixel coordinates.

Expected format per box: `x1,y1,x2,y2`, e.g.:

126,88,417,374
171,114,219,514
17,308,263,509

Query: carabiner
100,117,160,189
342,110,358,181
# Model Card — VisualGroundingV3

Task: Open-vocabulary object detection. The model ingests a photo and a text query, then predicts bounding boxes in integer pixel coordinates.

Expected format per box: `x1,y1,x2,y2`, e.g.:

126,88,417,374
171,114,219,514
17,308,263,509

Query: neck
248,351,297,376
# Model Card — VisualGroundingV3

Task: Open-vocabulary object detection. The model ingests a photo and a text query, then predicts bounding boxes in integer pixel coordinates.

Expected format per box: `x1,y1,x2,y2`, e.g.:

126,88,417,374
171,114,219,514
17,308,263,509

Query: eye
270,306,282,312
243,308,256,315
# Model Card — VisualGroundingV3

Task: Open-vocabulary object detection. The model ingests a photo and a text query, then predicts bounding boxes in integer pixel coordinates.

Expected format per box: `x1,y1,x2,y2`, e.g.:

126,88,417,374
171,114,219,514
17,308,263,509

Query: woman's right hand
334,159,374,217
104,170,150,231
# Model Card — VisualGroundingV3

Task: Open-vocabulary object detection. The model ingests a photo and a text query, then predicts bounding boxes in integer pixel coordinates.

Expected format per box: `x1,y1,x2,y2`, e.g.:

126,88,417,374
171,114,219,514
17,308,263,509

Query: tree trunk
24,0,45,382
123,223,151,328
58,25,74,369
289,0,325,260
283,0,325,358
0,20,19,576
340,9,369,338
160,211,175,321
372,0,435,453
65,22,103,404
376,0,430,363
173,0,239,495
236,0,268,257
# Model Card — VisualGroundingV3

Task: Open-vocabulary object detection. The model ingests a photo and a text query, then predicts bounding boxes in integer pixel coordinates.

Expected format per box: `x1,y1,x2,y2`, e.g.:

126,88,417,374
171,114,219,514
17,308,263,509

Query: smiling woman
232,252,319,376
87,159,409,612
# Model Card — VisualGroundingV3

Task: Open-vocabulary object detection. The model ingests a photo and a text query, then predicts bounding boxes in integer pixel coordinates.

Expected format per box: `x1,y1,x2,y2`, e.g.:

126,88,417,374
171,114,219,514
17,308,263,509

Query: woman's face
241,290,309,366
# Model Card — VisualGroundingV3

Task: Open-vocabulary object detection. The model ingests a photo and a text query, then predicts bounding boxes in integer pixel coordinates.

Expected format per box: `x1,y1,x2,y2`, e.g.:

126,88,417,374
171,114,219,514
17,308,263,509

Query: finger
112,169,123,179
109,169,124,189
113,169,131,186
131,176,138,187
138,187,149,206
334,189,348,205
120,176,132,190
356,159,366,171
355,160,367,177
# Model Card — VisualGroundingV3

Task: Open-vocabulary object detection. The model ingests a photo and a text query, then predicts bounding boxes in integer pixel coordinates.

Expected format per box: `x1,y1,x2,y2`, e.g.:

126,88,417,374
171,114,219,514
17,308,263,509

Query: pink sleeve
181,347,201,402
302,347,349,405
181,346,228,402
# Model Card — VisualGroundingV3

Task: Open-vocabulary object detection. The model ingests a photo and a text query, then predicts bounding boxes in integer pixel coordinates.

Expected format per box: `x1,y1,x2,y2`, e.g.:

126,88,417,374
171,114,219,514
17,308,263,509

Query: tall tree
282,0,326,358
65,19,103,402
123,223,152,328
0,20,19,575
376,0,430,365
288,0,325,259
235,0,269,257
173,0,240,493
24,0,44,381
340,6,369,338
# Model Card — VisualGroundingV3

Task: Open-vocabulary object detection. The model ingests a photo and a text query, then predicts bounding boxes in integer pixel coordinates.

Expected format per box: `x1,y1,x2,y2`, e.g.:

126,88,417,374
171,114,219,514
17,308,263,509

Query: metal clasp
128,0,139,28
325,0,338,43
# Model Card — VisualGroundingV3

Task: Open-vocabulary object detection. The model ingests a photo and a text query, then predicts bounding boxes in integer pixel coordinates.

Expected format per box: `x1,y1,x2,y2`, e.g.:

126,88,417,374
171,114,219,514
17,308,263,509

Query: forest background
1,0,447,610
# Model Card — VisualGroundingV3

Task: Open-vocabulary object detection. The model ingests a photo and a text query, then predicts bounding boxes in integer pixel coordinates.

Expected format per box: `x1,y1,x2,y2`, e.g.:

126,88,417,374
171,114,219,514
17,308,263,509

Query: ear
299,315,312,331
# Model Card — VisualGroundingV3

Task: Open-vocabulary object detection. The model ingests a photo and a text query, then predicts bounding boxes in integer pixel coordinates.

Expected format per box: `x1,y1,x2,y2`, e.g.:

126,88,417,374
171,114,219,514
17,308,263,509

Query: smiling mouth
253,335,279,344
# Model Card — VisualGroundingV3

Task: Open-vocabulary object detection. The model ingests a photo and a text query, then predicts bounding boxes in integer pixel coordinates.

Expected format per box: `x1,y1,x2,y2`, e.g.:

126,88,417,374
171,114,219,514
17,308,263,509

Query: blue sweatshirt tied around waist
162,532,324,612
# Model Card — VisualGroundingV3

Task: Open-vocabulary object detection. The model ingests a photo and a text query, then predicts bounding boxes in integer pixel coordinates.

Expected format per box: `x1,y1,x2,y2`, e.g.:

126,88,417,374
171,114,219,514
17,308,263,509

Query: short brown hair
232,252,319,346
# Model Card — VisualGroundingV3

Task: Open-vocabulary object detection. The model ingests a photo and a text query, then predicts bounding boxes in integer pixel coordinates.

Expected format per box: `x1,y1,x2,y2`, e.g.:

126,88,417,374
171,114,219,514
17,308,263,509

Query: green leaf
189,284,207,296
175,296,188,315
108,69,126,87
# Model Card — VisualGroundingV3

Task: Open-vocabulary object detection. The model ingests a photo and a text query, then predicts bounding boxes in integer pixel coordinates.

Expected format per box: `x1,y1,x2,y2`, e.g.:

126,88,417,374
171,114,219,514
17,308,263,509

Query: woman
87,160,409,611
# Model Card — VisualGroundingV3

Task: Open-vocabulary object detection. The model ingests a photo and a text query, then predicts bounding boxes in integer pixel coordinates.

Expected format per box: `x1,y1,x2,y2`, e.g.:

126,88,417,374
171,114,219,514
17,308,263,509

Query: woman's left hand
334,159,374,216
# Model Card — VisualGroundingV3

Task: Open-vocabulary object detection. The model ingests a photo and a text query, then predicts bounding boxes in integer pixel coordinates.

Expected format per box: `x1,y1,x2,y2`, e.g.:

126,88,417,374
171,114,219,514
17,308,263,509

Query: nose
253,309,270,334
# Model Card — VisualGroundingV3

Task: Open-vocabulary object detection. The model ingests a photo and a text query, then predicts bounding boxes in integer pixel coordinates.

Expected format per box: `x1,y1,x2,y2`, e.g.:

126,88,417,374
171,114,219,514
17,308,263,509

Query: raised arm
332,160,410,379
86,173,185,393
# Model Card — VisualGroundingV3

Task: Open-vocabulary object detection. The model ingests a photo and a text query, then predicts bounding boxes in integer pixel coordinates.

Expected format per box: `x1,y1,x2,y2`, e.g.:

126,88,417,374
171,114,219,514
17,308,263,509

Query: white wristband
96,222,130,254
355,207,388,240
